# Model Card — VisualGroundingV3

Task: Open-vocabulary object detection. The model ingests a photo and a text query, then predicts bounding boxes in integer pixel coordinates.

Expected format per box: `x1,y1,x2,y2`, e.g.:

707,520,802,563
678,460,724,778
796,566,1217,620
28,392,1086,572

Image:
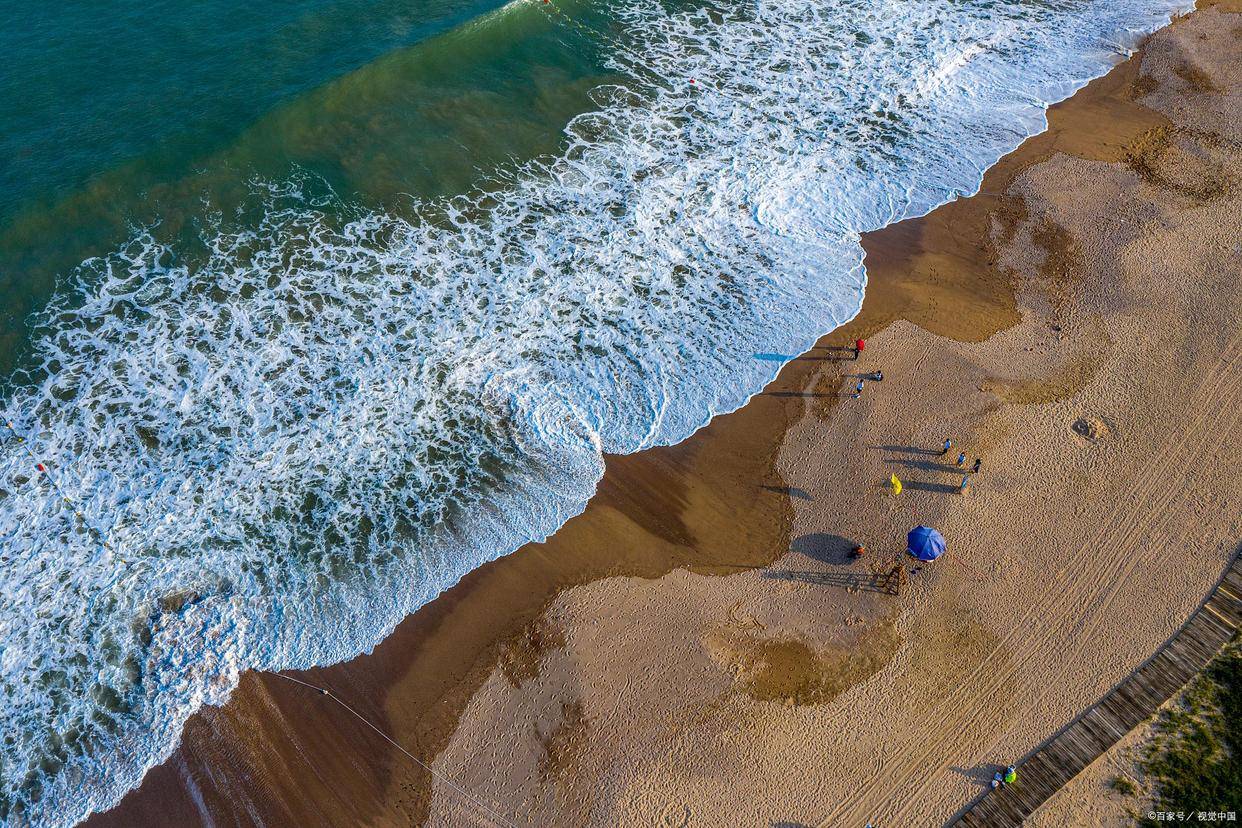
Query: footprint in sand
661,802,692,827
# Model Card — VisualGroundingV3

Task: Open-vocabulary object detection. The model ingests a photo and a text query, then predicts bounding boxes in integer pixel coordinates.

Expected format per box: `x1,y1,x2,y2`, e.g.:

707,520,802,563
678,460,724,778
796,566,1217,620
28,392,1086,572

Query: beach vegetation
1140,639,1241,826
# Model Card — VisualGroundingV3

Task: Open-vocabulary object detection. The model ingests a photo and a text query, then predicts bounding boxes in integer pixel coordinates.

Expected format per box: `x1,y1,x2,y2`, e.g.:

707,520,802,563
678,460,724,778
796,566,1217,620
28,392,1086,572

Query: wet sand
86,4,1242,826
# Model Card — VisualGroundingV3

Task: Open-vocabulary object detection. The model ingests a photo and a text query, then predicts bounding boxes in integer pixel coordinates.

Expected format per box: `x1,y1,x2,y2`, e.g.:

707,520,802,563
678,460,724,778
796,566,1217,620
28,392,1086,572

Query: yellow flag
890,473,902,495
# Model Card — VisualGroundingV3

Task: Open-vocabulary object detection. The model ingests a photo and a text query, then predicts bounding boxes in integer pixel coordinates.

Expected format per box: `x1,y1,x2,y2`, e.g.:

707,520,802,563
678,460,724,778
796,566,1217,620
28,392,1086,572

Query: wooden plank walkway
952,553,1242,828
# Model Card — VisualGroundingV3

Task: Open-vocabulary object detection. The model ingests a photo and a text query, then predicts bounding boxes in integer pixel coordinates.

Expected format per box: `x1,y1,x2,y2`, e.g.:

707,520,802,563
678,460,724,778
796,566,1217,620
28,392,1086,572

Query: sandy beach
86,4,1242,827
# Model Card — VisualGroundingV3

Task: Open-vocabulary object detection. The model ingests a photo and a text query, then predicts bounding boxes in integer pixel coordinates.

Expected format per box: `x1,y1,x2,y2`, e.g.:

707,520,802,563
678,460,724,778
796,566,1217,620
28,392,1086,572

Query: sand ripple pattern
0,0,1189,823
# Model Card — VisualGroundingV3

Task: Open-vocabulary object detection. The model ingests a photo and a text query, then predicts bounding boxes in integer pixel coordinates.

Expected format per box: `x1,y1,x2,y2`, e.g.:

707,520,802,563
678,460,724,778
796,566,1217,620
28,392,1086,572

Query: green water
0,0,613,375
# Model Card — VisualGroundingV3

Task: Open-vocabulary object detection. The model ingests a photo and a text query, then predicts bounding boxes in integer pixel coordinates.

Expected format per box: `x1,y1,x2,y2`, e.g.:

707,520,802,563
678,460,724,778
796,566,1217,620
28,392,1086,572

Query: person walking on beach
854,338,865,360
852,379,865,399
941,438,952,456
956,451,966,467
972,457,982,473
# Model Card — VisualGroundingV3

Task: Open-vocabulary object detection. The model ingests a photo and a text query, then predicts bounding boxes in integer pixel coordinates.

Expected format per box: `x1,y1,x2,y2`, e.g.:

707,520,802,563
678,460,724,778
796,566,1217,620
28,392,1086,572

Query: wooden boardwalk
952,553,1242,828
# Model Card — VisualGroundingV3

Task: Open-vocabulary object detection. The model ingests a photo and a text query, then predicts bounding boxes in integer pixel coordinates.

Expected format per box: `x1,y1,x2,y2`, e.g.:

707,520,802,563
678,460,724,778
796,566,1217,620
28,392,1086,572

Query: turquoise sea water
0,0,610,373
0,0,1191,824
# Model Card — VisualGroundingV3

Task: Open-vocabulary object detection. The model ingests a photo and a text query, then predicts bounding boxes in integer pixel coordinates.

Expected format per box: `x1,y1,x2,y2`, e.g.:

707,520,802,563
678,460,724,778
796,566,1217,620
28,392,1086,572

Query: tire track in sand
817,330,1242,827
852,335,1242,825
880,356,1242,826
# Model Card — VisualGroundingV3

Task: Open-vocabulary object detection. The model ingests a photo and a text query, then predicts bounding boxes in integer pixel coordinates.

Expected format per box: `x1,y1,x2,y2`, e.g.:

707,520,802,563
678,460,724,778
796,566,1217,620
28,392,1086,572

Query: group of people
849,333,1018,827
845,338,984,493
942,439,983,491
850,339,882,398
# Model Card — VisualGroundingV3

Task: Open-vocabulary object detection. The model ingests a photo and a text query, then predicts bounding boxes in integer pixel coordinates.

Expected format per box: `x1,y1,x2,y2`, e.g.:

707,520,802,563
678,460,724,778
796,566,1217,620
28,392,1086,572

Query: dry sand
87,5,1242,828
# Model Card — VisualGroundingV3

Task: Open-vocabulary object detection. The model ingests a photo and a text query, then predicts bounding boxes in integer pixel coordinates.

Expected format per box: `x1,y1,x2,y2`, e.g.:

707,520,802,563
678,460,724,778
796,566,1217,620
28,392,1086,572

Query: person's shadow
888,457,961,474
761,485,812,500
798,344,855,362
875,443,942,456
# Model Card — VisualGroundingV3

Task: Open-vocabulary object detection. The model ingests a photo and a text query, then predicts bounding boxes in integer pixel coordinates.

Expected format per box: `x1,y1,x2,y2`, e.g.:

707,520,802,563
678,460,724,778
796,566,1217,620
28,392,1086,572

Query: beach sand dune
86,5,1242,827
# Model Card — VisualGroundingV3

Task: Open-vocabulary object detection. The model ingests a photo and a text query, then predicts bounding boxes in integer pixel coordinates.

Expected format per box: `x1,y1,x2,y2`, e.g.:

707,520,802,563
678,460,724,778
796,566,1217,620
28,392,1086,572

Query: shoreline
84,4,1242,826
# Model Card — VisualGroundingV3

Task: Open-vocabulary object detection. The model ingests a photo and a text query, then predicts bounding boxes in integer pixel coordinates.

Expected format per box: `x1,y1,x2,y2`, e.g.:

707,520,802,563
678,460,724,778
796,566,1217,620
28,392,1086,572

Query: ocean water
0,0,1189,824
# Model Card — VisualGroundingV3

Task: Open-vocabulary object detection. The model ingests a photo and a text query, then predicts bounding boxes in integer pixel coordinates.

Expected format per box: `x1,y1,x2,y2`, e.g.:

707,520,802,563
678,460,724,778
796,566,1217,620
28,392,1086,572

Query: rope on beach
3,4,813,818
271,673,520,828
4,412,513,826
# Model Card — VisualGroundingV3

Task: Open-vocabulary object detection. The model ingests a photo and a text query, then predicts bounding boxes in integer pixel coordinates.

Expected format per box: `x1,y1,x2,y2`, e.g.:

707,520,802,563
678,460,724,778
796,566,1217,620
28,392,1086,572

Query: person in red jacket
854,338,865,360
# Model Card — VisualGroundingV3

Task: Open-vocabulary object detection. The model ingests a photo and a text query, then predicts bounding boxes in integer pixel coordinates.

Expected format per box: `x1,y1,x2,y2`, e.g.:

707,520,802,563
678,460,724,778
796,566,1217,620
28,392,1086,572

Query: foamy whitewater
0,0,1190,823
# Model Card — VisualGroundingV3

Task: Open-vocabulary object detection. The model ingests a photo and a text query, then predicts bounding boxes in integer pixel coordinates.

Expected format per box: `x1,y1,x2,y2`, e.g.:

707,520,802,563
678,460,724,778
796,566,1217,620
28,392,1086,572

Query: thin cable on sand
6,413,517,827
271,673,519,828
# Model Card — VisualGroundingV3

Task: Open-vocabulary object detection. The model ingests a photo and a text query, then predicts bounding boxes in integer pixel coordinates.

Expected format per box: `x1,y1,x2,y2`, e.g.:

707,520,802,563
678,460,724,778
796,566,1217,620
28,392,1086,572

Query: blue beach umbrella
907,526,946,561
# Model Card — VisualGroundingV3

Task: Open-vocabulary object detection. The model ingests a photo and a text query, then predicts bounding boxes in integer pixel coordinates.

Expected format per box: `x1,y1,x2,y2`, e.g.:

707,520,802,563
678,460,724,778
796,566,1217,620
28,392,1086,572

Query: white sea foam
0,0,1190,823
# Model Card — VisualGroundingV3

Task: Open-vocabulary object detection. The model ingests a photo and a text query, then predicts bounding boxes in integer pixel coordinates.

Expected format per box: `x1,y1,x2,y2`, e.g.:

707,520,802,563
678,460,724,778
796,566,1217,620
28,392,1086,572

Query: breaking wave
0,0,1189,823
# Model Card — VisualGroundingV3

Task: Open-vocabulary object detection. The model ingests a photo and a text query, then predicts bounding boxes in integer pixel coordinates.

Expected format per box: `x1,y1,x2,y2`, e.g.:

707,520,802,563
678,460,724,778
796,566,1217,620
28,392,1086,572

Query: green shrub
1139,640,1241,827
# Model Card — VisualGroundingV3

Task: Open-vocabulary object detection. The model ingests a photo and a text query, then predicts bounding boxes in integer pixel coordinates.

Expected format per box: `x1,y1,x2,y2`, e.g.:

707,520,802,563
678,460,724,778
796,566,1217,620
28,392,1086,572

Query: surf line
537,0,828,145
3,420,509,826
2,420,139,603
271,673,520,828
